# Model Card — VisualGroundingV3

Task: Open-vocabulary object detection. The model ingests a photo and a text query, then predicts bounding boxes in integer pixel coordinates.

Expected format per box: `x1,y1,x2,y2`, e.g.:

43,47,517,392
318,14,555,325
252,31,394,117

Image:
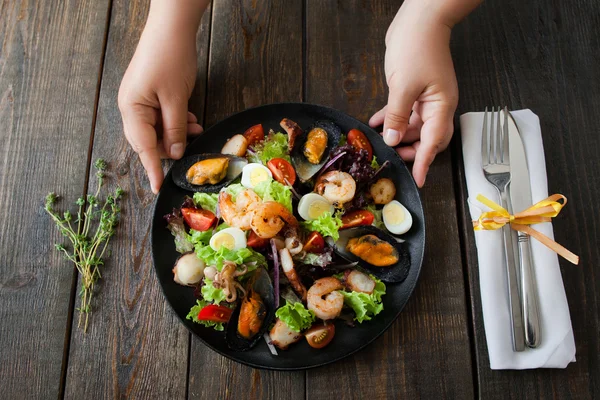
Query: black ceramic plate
152,103,425,370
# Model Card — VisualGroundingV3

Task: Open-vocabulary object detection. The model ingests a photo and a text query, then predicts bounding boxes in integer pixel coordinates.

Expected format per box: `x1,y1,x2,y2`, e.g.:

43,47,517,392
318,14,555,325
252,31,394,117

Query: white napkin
460,109,576,370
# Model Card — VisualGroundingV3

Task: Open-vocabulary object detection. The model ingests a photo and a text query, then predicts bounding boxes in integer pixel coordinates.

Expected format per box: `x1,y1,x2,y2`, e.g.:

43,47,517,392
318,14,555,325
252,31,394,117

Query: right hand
118,16,202,194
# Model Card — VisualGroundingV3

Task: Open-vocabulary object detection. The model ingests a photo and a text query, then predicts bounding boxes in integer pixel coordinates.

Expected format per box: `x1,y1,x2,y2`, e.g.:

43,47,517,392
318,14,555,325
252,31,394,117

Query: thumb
160,94,188,160
383,77,421,147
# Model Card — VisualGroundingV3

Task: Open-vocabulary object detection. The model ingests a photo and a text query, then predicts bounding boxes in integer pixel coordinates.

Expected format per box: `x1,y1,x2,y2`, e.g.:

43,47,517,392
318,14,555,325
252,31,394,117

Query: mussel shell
226,267,275,351
330,225,410,283
291,120,341,182
171,153,248,193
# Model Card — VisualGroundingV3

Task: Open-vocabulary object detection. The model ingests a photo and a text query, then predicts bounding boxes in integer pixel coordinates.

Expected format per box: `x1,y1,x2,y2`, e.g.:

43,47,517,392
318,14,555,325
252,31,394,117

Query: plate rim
151,102,426,370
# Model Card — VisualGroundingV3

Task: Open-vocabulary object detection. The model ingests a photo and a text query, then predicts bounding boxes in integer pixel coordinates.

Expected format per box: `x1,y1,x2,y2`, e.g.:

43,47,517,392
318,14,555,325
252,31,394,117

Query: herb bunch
45,159,124,332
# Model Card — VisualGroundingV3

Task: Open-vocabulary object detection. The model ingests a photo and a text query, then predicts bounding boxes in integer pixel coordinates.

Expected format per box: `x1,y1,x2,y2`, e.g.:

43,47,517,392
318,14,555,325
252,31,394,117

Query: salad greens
193,192,219,213
187,300,226,331
166,211,194,253
275,301,316,332
339,276,386,323
201,279,227,304
370,155,381,170
223,183,246,200
248,132,290,164
365,204,385,230
254,180,293,212
300,211,343,240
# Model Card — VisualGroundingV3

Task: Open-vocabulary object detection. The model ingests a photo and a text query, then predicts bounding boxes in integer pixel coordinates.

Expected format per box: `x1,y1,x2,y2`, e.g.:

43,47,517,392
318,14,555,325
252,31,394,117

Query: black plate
151,103,425,370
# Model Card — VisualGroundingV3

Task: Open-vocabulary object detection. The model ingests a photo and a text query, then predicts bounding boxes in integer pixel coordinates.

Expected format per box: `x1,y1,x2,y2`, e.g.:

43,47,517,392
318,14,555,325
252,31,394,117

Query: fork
481,106,525,352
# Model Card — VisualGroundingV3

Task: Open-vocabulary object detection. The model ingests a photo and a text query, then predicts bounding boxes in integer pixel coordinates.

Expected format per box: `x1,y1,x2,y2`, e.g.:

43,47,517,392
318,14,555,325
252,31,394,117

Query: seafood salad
165,119,412,352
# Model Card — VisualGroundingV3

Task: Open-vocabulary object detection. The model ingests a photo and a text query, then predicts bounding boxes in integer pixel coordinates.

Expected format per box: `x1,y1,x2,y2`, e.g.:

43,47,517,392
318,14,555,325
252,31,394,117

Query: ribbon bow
473,194,579,265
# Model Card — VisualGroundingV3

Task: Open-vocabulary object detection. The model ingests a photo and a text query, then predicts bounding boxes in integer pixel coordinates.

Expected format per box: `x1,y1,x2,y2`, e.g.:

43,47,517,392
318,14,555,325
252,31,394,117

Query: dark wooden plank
187,1,305,399
63,2,212,399
453,0,600,398
0,1,111,398
305,1,474,399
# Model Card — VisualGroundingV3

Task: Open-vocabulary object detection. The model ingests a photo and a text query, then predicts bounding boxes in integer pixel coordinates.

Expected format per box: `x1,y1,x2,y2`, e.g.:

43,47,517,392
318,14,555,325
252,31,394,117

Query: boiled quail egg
241,163,272,189
298,193,334,220
209,227,247,251
382,200,412,235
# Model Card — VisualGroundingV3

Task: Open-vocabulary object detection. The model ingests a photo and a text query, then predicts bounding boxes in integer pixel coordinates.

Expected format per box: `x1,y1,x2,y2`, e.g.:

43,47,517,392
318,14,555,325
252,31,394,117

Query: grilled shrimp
269,319,303,350
315,171,356,206
307,277,344,320
219,189,261,230
251,201,298,239
344,270,376,294
279,248,307,301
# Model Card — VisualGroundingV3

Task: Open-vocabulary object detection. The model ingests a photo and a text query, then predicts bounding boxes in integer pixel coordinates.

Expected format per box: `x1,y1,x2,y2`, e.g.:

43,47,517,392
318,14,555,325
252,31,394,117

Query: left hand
369,3,459,187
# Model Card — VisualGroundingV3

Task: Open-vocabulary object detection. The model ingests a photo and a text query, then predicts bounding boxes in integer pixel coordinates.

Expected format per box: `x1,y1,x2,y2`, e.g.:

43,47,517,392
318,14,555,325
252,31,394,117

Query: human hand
369,1,460,188
118,2,206,193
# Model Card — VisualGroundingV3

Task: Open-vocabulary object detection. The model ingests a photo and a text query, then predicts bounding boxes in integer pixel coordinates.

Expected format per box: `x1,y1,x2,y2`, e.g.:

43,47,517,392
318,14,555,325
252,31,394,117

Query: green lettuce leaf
365,204,386,230
275,301,316,332
300,211,343,240
253,180,293,212
248,132,290,164
193,192,219,213
339,134,347,146
166,217,193,253
223,183,246,201
201,279,226,304
370,155,381,170
186,299,225,331
188,228,213,246
339,276,386,323
194,244,265,272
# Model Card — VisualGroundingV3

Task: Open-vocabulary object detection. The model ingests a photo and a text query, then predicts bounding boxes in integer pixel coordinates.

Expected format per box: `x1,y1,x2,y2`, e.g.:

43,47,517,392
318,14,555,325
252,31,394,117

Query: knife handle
500,190,525,352
518,232,541,348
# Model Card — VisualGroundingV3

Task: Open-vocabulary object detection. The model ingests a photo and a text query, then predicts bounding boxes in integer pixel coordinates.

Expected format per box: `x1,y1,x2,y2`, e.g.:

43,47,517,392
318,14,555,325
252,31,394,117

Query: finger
383,77,422,146
401,127,421,143
187,111,198,123
160,95,188,160
397,141,420,161
187,123,204,136
412,115,453,187
122,111,164,193
369,106,386,128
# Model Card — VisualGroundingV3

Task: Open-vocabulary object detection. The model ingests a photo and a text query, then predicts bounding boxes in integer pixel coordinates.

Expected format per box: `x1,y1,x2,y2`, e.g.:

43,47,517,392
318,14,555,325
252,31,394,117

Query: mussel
329,225,410,283
171,153,248,193
291,120,341,182
226,267,275,351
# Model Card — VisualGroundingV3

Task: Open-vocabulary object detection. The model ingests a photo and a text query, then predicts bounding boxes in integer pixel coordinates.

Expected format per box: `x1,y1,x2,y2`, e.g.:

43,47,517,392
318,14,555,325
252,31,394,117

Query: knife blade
507,111,541,348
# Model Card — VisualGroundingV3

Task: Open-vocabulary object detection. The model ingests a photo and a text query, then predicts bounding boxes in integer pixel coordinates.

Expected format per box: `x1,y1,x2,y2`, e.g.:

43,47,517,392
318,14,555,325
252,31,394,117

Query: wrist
402,0,481,29
145,0,208,42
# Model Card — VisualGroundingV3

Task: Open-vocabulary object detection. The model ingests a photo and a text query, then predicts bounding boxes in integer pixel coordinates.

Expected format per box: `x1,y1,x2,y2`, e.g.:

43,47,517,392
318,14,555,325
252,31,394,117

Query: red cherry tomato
340,210,375,230
267,158,296,186
247,230,269,248
305,323,335,349
243,124,265,147
303,231,325,253
197,305,233,323
181,208,217,231
347,129,373,161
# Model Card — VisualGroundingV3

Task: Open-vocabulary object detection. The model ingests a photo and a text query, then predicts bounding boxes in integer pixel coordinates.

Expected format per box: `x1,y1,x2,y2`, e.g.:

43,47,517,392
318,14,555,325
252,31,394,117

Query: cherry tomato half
181,208,217,231
347,129,373,161
305,323,335,349
197,305,233,323
340,210,375,230
267,158,296,186
303,231,325,253
247,230,269,249
243,124,265,147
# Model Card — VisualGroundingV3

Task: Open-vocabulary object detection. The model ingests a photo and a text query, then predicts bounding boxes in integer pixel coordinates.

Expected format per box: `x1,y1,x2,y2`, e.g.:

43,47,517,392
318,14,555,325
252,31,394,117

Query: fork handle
518,232,541,348
500,189,525,352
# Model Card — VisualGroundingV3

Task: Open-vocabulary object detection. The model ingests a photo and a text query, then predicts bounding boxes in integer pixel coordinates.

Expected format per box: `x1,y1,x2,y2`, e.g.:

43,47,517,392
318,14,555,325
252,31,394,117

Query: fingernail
383,129,400,146
171,143,184,159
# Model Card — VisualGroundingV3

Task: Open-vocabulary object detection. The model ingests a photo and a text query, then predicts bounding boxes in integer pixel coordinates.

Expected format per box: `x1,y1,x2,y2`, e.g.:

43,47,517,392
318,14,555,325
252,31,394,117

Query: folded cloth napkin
460,109,576,369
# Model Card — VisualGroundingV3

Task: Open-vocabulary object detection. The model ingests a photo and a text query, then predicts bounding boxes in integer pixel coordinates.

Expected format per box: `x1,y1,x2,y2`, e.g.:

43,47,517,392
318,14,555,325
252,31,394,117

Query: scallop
329,225,410,283
290,120,341,182
171,153,248,193
172,252,205,286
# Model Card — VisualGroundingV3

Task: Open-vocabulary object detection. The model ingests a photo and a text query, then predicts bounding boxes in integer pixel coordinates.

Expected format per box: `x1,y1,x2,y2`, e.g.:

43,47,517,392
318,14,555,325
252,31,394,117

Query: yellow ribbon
473,194,579,265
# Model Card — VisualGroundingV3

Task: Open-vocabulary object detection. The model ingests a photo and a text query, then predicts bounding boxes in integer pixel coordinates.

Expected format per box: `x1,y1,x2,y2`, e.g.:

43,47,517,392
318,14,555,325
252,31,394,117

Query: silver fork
481,106,525,352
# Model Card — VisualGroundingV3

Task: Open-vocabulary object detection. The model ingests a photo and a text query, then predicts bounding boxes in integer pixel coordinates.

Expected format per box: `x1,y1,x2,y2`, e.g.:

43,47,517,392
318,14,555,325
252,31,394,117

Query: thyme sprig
45,159,124,332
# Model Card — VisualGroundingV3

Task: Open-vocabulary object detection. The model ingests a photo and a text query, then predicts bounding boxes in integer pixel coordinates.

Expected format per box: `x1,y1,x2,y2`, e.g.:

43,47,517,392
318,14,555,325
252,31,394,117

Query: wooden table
1,0,598,398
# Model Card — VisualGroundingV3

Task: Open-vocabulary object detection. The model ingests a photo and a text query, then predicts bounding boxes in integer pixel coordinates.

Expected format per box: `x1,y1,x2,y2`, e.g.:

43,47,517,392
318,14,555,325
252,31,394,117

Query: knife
506,111,542,348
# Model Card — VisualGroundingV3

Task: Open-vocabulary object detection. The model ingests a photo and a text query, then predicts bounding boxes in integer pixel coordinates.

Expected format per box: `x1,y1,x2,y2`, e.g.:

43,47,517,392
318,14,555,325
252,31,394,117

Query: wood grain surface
305,1,474,399
62,1,210,398
0,0,111,398
186,1,305,399
453,0,600,398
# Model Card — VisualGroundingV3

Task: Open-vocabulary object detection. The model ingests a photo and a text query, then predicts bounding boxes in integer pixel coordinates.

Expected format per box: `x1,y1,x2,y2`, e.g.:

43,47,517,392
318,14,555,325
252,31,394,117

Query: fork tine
502,106,510,164
481,106,489,166
490,107,496,163
495,106,503,164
